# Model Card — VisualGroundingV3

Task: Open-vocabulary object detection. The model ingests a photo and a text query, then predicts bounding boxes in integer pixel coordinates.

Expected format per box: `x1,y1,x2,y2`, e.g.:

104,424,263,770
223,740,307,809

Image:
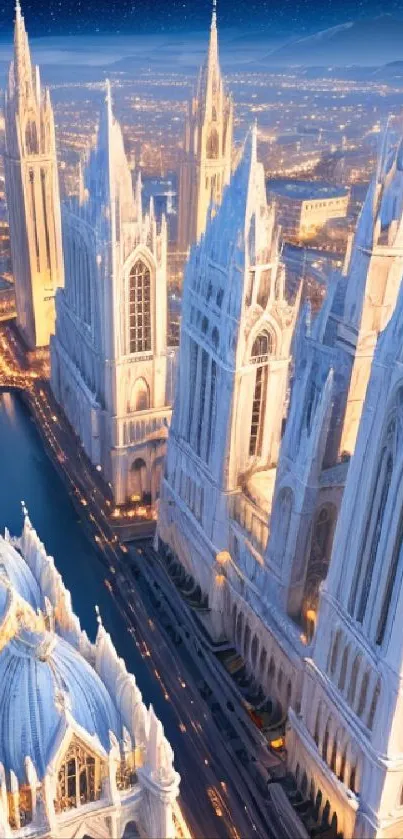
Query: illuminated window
55,743,101,813
251,332,273,359
129,260,151,354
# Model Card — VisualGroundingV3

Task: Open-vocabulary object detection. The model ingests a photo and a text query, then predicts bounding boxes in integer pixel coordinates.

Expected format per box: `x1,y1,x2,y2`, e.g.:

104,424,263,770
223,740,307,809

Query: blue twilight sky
0,0,402,38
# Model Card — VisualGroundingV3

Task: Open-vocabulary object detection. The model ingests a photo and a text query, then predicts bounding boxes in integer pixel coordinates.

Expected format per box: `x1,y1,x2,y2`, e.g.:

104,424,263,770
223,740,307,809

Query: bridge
0,371,36,393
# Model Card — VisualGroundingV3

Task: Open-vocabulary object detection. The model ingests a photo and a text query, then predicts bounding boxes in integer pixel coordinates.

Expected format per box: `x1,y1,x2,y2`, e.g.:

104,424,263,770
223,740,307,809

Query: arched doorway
128,458,147,502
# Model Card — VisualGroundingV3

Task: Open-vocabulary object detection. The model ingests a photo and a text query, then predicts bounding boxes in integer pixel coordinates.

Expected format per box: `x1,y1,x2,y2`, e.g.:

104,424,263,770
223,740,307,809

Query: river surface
0,391,179,749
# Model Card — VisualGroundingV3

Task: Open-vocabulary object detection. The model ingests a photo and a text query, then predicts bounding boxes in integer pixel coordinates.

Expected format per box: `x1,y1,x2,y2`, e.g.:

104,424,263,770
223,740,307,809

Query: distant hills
260,15,403,67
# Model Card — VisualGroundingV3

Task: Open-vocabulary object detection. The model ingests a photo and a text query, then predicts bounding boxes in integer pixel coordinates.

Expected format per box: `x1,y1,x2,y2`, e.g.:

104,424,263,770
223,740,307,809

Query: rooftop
267,179,349,202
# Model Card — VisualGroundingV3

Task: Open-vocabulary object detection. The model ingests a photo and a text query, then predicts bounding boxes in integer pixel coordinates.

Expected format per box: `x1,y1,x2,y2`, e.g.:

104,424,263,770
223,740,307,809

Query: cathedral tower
51,83,172,505
339,131,403,457
287,279,403,838
158,127,299,629
177,0,233,255
4,0,64,349
266,133,403,632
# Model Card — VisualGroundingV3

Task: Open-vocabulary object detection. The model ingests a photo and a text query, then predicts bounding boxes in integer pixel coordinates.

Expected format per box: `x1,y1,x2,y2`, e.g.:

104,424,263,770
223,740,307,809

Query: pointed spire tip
211,0,217,29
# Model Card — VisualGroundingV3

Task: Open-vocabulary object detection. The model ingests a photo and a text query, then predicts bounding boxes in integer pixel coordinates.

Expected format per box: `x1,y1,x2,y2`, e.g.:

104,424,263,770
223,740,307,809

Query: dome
0,537,42,612
0,628,122,781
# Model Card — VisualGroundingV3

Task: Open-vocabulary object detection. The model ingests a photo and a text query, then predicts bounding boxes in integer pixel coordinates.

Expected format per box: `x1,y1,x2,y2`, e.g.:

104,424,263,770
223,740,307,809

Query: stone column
137,765,181,839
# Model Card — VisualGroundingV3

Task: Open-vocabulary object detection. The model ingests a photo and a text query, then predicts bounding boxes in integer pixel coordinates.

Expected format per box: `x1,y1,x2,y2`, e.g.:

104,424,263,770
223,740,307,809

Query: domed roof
0,628,122,781
0,537,42,612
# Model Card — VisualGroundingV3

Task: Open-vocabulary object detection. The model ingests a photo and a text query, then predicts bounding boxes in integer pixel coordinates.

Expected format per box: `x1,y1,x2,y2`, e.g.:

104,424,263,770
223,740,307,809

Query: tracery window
55,743,101,813
129,260,152,354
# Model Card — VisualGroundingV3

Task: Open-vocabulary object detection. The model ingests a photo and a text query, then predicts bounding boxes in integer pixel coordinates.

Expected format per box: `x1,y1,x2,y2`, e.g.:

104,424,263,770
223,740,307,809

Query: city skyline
1,0,403,836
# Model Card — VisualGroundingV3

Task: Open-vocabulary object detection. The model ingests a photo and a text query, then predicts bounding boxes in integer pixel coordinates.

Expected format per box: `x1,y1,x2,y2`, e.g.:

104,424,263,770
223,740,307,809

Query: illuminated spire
105,78,113,123
211,0,217,29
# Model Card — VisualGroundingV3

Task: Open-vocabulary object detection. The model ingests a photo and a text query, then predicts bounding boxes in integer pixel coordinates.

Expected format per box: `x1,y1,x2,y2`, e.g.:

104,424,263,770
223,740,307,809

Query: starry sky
0,0,402,38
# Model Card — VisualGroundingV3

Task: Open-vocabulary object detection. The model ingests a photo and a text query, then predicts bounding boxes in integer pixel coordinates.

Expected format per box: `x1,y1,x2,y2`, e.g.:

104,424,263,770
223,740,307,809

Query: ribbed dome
0,537,41,612
0,628,122,782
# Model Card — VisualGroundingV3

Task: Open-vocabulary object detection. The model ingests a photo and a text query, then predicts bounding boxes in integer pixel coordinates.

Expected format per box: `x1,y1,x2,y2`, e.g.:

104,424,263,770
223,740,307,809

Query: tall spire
11,0,34,105
211,0,217,29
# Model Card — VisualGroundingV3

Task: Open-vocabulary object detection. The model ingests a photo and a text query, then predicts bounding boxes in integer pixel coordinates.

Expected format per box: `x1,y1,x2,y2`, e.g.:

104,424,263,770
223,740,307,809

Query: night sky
0,0,402,38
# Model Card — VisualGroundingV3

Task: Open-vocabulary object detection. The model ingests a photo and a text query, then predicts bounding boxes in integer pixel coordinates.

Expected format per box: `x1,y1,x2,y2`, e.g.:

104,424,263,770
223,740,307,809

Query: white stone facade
51,84,174,505
0,507,189,839
177,5,233,254
158,129,403,836
158,127,301,707
287,270,403,838
4,1,64,350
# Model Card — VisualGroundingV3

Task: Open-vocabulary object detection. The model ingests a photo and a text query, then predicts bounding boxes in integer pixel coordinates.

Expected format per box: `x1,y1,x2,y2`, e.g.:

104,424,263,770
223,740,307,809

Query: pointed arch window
25,120,38,155
129,260,152,354
206,129,219,159
376,506,403,646
249,364,268,457
330,630,341,677
251,331,273,360
338,646,349,693
348,655,361,707
367,679,380,729
129,378,150,413
355,453,393,623
302,505,337,628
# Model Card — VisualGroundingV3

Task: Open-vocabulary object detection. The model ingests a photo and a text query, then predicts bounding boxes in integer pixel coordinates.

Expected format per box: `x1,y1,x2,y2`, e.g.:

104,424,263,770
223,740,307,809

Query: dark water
0,391,173,727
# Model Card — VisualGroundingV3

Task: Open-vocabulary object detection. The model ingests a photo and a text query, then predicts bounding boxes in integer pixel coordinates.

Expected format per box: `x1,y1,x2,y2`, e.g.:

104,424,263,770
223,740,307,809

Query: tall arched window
367,679,380,730
249,365,268,457
251,331,273,359
25,120,38,154
301,505,337,631
357,670,369,718
355,453,393,623
376,507,403,646
348,655,361,707
330,630,341,677
338,646,349,693
129,378,150,413
129,260,151,354
206,128,219,159
270,488,293,568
